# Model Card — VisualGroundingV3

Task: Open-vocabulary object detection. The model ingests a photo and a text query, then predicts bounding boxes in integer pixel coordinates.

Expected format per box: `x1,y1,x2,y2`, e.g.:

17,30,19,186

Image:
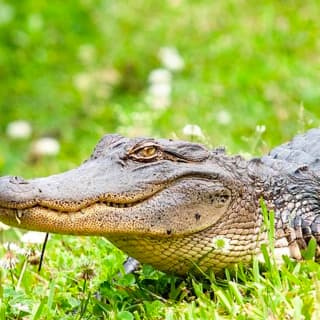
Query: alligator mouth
93,201,141,208
0,176,230,237
0,193,151,211
0,173,213,212
0,173,166,213
9,196,154,230
0,182,163,234
11,197,147,220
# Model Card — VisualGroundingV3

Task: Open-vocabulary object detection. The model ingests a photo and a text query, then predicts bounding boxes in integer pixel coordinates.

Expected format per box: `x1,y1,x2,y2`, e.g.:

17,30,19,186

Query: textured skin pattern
0,129,320,275
262,129,320,173
262,129,320,260
108,193,265,275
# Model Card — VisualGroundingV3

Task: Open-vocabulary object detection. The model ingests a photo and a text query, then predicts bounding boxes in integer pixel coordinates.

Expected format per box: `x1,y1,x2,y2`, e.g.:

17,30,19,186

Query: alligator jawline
0,196,148,214
0,174,213,213
40,198,145,212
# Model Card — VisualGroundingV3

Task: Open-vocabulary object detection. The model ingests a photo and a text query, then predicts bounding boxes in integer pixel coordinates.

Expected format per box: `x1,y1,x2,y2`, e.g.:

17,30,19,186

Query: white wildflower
216,110,231,125
158,47,185,71
73,72,92,91
147,83,172,110
182,124,204,138
256,125,266,133
148,68,172,85
12,303,30,313
0,251,18,269
211,236,230,253
31,137,60,156
148,83,172,97
21,231,48,244
6,120,32,139
3,242,25,255
147,94,171,110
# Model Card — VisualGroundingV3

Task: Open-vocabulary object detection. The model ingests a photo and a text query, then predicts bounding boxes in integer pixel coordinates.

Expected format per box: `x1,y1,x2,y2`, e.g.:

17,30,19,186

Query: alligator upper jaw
0,168,231,238
0,164,163,235
0,175,155,212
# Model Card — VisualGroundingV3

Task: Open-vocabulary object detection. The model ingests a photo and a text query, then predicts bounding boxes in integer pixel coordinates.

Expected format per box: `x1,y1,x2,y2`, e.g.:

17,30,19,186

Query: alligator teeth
102,202,135,208
15,210,23,224
17,209,24,218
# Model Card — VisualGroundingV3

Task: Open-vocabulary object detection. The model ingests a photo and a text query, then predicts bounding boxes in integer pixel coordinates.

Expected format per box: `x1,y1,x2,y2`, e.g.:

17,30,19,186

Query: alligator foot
123,257,140,274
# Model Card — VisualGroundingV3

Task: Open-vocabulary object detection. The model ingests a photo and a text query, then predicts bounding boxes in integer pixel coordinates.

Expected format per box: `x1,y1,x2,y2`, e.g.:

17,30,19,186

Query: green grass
1,0,320,318
1,207,320,319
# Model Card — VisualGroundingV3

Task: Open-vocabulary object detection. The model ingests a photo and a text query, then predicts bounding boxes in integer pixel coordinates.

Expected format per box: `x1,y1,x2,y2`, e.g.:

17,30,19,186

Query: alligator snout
0,176,41,208
10,176,29,184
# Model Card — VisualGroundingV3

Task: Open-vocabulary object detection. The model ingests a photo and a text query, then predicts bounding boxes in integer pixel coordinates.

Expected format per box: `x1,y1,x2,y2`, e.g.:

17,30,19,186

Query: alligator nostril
9,176,29,185
5,176,34,195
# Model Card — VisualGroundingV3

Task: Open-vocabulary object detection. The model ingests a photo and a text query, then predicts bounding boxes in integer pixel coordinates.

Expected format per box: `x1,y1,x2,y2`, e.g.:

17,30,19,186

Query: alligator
0,129,320,276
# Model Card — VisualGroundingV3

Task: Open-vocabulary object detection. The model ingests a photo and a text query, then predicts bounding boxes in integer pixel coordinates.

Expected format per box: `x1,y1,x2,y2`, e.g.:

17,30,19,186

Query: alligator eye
129,143,161,161
139,146,157,158
135,146,159,160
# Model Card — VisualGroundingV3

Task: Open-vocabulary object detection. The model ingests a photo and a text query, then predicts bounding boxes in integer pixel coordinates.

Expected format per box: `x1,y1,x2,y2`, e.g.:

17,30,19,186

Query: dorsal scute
262,128,320,175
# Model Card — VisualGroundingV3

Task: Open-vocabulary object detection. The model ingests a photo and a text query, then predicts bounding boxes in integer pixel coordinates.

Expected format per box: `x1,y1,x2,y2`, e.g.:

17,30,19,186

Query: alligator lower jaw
0,191,163,236
0,203,144,236
0,195,154,235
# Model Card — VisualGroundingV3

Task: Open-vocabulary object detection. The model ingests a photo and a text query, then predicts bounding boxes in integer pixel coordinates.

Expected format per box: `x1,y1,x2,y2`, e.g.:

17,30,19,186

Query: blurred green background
0,0,319,177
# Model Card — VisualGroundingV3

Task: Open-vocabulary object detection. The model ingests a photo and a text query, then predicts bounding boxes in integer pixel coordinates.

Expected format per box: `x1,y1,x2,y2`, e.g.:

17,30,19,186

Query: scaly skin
0,130,320,275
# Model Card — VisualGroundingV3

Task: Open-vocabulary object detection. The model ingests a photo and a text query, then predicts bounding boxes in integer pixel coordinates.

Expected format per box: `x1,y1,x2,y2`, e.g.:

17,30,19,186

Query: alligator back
260,128,320,261
262,128,320,174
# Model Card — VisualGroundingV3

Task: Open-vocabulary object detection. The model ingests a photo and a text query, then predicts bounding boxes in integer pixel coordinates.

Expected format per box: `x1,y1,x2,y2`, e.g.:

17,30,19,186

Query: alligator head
0,133,261,274
0,133,289,275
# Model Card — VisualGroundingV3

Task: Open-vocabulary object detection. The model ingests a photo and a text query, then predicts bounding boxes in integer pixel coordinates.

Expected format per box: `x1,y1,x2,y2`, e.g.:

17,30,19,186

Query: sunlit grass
1,206,320,319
